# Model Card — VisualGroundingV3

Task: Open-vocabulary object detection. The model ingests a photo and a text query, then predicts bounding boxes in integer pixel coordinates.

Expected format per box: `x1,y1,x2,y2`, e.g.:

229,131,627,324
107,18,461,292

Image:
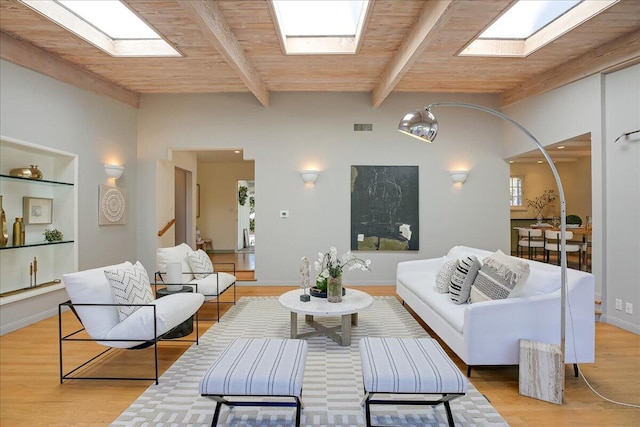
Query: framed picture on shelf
23,197,53,224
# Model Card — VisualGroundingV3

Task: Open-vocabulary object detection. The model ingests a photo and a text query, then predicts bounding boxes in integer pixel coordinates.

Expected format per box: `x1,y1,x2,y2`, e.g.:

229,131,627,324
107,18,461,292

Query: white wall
0,60,138,332
137,92,510,285
603,64,640,333
503,64,640,334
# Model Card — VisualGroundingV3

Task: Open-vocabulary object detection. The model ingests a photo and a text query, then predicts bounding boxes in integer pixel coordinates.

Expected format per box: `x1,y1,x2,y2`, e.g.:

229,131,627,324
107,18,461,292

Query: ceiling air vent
353,124,373,131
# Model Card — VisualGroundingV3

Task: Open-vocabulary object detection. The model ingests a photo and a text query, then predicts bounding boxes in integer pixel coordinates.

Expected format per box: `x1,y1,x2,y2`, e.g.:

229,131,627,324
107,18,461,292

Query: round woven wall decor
101,187,125,223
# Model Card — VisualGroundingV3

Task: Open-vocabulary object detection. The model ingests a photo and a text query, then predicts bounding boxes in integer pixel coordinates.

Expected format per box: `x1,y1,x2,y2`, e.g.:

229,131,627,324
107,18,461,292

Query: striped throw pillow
449,255,481,304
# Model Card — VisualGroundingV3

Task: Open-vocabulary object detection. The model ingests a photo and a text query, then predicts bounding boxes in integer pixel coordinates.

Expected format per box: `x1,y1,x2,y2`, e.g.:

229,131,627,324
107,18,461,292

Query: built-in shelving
0,136,78,303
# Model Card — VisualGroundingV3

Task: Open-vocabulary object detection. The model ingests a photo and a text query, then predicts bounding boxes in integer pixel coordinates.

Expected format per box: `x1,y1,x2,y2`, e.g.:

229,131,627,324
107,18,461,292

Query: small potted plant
43,228,63,242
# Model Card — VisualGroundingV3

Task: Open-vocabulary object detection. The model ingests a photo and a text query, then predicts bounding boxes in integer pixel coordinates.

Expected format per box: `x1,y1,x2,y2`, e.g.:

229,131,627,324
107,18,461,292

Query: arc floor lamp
398,102,568,401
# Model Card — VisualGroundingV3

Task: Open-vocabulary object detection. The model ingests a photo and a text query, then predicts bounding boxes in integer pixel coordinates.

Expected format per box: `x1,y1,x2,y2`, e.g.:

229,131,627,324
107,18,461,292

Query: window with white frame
510,176,524,207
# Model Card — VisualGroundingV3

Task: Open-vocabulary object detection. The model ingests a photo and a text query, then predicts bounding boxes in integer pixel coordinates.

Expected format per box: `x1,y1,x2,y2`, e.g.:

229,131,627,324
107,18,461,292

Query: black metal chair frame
155,261,236,322
201,394,302,427
362,391,464,427
59,284,200,385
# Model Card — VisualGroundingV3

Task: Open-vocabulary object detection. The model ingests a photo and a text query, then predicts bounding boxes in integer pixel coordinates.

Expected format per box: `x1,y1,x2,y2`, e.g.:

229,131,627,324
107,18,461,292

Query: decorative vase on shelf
327,274,343,303
0,196,8,247
12,217,24,246
536,213,543,225
29,165,43,180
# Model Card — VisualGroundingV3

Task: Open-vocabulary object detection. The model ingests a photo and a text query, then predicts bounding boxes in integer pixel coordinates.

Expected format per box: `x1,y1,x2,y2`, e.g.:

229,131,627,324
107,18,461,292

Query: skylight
479,0,581,40
271,0,371,55
58,0,159,39
460,0,618,57
20,0,180,57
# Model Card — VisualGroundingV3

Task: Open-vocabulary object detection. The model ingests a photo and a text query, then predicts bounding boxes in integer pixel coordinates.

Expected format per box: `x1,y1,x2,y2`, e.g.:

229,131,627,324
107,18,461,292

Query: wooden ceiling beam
180,0,269,107
501,29,640,107
0,31,140,108
371,0,458,108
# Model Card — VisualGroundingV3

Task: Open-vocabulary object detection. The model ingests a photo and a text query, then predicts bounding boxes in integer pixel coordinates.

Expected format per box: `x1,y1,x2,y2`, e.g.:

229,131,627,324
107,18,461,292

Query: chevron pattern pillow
187,249,214,280
104,261,154,321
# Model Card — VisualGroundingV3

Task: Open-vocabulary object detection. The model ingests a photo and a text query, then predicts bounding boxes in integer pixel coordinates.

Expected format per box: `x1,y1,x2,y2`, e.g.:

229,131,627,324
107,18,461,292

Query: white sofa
396,246,595,375
156,243,237,320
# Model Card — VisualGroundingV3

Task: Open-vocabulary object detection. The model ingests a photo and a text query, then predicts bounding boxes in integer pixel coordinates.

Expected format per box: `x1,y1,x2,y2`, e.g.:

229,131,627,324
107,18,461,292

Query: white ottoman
200,338,308,426
359,337,467,427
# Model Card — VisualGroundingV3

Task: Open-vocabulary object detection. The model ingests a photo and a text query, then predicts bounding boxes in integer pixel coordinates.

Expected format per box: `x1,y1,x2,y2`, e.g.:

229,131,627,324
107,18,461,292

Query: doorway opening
507,133,592,271
237,180,255,252
174,166,193,246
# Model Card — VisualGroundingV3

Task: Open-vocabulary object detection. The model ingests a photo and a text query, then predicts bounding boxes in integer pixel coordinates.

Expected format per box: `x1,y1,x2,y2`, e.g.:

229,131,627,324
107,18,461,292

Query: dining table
530,224,592,240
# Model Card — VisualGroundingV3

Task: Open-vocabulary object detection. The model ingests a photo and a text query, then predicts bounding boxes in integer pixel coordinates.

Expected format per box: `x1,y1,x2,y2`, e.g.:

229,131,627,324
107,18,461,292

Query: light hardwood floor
1,283,638,426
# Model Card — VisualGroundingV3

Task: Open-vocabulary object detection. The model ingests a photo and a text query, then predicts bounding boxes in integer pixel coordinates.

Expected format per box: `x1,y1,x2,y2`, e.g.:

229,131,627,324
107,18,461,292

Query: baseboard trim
600,315,640,334
0,306,63,336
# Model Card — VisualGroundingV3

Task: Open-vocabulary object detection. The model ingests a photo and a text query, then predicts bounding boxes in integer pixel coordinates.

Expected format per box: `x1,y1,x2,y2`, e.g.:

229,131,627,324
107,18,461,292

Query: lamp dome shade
397,108,438,142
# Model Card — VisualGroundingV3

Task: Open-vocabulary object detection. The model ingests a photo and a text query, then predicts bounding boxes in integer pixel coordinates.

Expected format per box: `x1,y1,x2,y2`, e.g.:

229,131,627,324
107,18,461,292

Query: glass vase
327,275,343,303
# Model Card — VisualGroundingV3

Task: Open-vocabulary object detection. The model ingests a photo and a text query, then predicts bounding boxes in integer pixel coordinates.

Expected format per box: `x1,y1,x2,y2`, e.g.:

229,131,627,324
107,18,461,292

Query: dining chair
516,228,544,260
544,230,585,270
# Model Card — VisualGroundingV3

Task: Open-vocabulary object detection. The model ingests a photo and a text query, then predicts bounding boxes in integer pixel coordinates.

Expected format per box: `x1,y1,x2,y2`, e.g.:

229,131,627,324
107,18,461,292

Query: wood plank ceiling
1,0,639,109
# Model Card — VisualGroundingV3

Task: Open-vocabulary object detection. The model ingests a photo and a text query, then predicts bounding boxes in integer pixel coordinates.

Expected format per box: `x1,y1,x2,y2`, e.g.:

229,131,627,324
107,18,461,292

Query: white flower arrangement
314,246,371,286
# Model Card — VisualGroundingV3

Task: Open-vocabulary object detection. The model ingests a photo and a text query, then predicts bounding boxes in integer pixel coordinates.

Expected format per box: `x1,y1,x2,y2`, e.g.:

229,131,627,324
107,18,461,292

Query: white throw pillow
435,259,457,293
482,249,530,285
187,249,214,280
104,261,154,321
449,255,481,304
62,262,131,339
156,243,195,282
470,250,531,303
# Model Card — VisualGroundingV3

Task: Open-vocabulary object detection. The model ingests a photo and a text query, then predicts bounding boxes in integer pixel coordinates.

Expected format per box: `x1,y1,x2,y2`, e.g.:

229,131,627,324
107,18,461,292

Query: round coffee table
278,288,373,346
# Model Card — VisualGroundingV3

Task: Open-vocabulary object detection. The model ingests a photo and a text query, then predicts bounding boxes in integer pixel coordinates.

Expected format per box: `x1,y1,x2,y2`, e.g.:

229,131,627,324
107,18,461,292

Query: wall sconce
449,170,468,184
300,170,319,184
104,164,124,180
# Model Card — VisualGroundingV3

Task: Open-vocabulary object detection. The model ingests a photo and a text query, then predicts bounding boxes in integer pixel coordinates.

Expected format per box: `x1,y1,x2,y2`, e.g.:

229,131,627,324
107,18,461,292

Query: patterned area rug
112,296,508,426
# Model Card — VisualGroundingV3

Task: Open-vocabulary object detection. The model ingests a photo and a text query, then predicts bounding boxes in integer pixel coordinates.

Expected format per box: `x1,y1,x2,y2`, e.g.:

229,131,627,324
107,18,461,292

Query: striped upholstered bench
359,337,467,427
200,338,308,427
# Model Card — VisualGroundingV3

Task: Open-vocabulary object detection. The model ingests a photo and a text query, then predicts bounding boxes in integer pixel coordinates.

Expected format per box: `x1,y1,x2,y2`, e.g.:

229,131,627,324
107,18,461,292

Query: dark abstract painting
351,165,419,251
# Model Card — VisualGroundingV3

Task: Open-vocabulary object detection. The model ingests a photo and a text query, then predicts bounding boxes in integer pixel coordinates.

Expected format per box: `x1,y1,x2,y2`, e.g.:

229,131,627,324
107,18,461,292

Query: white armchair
156,243,237,321
60,261,204,384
